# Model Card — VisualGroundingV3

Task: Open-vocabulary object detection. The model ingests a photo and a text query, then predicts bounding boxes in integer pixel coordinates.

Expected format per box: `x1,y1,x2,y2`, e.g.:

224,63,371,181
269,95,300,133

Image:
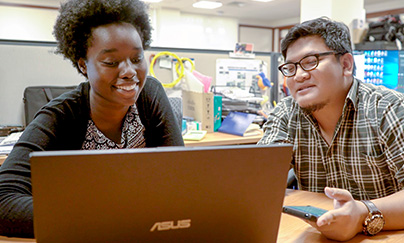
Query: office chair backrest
168,96,183,131
23,86,183,131
23,85,78,126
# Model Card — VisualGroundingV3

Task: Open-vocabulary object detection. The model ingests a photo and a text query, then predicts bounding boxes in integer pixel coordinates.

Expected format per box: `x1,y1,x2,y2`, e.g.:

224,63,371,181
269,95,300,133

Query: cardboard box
182,90,214,133
352,28,367,44
350,18,367,44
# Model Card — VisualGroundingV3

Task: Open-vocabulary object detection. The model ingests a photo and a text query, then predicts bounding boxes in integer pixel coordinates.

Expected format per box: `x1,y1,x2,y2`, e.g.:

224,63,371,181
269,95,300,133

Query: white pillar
301,0,365,25
300,0,333,23
300,0,366,44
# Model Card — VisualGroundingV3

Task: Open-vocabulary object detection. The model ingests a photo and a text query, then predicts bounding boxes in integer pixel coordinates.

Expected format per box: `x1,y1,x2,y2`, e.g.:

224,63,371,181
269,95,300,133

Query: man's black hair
281,17,352,58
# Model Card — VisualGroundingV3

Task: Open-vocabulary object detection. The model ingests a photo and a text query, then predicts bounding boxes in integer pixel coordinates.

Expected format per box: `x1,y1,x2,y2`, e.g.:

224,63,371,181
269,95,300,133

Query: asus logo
150,219,191,232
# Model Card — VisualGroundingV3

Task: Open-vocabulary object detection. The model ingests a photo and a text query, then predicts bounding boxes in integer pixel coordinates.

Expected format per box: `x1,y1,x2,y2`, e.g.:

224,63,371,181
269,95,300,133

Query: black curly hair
281,17,352,59
281,17,355,76
53,0,152,75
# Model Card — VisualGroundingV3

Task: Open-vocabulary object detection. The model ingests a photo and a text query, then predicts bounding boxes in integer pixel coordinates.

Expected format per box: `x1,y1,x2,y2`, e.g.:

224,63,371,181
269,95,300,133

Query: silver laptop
30,144,292,243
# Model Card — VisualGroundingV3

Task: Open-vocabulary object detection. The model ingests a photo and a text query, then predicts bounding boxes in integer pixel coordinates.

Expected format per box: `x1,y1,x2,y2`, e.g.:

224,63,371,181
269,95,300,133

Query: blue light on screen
353,50,400,91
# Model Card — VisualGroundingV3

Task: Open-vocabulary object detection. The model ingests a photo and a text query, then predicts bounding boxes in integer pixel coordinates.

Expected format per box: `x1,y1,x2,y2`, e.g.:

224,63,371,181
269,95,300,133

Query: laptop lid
31,144,292,243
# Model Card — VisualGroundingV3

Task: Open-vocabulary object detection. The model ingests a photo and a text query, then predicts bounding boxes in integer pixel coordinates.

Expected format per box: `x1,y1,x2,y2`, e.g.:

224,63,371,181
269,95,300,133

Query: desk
0,132,263,163
0,155,6,166
1,189,403,242
0,133,263,163
184,131,263,147
279,189,404,242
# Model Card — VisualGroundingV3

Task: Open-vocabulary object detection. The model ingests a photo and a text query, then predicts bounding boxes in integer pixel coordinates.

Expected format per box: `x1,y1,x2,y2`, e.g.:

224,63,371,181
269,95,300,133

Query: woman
0,0,183,237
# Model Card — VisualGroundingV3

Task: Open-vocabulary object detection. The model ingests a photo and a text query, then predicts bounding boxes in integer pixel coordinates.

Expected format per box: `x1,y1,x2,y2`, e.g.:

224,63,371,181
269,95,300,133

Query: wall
300,0,365,27
0,5,57,41
149,8,238,51
239,26,273,52
0,41,277,126
0,4,279,126
365,0,404,13
0,42,83,126
0,5,240,51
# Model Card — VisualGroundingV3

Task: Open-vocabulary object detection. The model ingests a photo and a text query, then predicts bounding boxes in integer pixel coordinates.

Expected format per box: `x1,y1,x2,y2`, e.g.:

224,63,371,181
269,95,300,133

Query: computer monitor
353,50,404,93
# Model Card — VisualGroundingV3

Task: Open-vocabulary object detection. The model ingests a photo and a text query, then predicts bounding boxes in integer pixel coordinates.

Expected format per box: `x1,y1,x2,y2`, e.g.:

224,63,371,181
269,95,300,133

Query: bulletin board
215,58,268,90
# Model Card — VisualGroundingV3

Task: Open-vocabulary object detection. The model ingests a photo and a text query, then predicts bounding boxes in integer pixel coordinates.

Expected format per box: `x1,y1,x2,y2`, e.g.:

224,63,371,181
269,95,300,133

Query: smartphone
282,205,328,222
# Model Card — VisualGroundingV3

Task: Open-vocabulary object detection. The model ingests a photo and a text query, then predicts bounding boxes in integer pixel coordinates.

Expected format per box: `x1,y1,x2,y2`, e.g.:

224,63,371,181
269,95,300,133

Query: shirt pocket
361,152,389,172
358,152,397,198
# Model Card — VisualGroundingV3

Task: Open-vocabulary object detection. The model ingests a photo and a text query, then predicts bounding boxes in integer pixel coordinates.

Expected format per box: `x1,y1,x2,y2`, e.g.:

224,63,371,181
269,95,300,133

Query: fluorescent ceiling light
143,0,163,3
193,1,223,9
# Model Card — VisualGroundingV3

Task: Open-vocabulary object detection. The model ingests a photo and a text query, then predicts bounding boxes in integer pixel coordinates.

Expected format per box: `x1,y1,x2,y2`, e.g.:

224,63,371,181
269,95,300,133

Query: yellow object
183,130,207,141
260,95,269,106
256,75,267,90
150,51,185,88
176,57,195,73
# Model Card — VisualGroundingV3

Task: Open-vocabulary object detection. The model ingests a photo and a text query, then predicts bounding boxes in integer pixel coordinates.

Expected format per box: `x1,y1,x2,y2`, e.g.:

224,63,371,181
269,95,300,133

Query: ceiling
2,0,404,25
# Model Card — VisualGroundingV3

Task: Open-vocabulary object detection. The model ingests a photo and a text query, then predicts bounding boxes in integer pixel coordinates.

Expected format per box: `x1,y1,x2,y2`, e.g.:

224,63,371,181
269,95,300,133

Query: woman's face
79,22,147,108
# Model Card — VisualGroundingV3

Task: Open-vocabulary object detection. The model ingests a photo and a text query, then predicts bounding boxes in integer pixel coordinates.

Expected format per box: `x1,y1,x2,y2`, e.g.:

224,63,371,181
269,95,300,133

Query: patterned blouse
82,106,146,150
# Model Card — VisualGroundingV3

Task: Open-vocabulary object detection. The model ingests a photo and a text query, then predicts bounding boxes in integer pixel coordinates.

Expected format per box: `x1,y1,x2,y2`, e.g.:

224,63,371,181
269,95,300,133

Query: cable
149,51,185,88
176,57,195,73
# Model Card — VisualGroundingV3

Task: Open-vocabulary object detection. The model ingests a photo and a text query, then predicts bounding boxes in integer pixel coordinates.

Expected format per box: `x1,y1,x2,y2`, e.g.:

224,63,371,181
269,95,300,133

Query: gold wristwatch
361,200,385,236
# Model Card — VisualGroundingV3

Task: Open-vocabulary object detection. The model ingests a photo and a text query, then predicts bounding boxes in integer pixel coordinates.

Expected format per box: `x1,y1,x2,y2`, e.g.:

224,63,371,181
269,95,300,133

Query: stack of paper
0,131,23,155
183,130,207,141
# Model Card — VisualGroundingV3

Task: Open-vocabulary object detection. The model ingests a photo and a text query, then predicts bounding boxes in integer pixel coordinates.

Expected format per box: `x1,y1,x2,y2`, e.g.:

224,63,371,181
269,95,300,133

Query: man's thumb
324,187,353,201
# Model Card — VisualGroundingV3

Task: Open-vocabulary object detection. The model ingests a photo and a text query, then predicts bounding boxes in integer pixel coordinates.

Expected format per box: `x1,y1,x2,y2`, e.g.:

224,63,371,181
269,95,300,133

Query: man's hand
306,187,368,241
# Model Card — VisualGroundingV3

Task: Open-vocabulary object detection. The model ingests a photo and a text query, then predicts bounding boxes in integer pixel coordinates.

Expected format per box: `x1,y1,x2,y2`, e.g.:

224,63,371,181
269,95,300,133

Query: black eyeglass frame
278,51,338,77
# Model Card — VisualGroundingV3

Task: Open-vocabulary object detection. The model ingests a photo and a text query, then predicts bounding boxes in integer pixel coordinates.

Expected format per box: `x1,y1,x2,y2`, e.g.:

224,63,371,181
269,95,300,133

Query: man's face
284,36,350,113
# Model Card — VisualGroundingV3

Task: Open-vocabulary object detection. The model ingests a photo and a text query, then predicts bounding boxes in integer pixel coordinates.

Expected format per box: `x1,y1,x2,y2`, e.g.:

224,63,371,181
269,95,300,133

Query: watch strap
361,200,384,236
361,200,380,214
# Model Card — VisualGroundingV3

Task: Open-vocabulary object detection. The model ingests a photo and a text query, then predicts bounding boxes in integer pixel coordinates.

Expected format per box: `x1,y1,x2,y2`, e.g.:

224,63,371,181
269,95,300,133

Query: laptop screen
31,144,292,243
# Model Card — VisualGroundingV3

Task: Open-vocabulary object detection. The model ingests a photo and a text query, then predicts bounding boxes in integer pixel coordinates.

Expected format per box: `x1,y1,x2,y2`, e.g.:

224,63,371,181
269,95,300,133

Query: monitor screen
353,50,404,93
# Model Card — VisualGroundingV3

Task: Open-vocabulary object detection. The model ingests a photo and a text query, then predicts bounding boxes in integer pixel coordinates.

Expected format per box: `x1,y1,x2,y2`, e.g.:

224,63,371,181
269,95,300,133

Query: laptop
30,144,293,243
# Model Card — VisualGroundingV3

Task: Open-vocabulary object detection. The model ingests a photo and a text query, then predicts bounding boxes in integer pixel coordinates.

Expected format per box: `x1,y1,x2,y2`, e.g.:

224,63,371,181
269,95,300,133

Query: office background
0,0,404,126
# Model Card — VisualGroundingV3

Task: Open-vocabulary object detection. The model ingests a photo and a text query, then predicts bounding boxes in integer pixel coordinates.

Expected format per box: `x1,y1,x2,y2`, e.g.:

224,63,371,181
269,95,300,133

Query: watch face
367,215,385,235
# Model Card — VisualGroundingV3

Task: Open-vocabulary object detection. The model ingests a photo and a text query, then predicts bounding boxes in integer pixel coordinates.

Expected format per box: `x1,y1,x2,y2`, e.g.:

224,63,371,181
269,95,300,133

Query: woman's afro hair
53,0,152,74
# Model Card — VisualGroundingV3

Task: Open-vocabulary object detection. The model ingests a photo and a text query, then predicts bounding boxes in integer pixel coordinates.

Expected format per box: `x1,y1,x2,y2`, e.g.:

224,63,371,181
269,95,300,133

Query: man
258,17,404,241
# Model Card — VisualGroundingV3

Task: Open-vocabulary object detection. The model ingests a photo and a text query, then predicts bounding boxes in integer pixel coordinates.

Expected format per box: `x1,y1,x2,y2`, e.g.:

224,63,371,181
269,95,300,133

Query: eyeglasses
278,51,337,77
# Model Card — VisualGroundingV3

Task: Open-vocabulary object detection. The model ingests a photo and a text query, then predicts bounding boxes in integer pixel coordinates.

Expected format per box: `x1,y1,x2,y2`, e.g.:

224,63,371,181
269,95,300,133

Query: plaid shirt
258,79,404,200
